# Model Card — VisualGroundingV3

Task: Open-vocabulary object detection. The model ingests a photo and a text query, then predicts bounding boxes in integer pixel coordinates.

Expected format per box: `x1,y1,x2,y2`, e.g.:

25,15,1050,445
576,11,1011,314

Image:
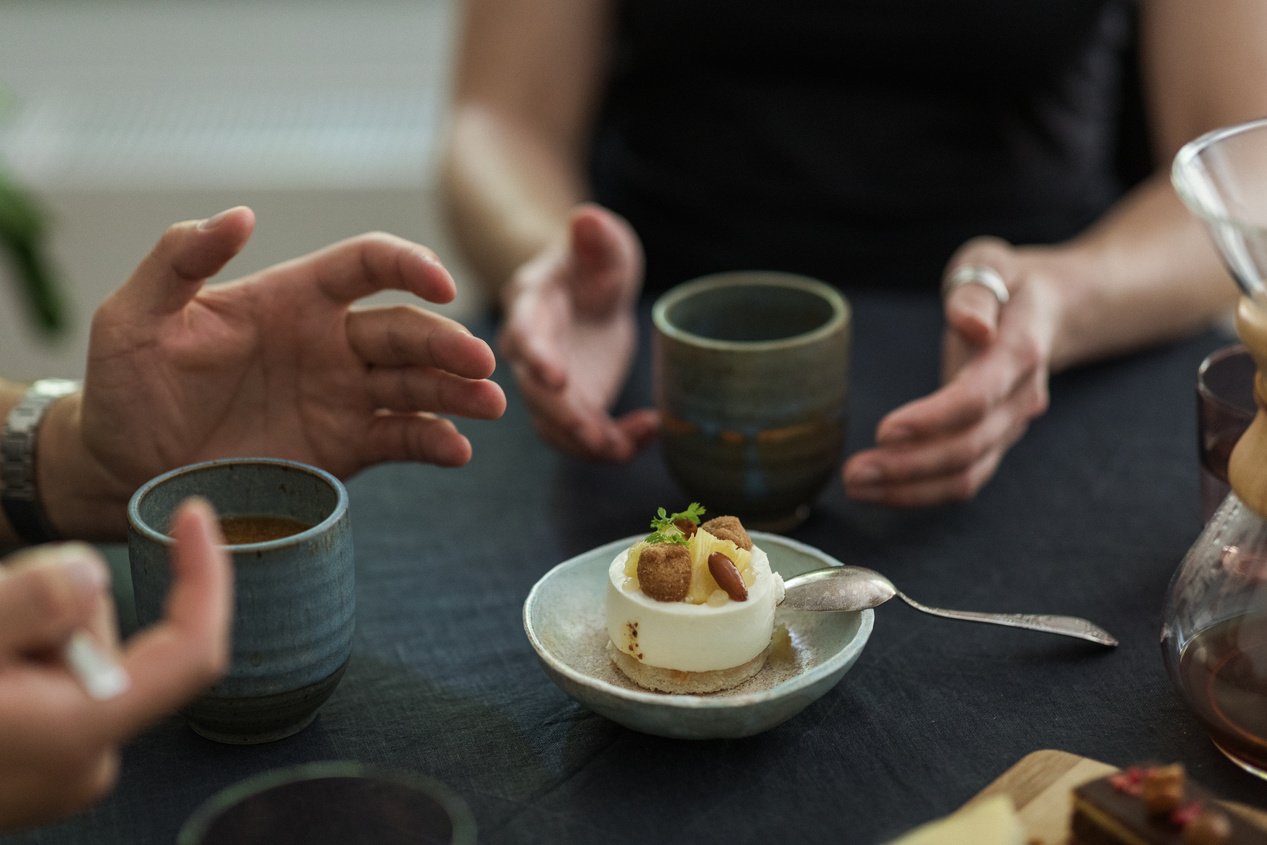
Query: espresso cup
128,458,354,744
652,271,850,530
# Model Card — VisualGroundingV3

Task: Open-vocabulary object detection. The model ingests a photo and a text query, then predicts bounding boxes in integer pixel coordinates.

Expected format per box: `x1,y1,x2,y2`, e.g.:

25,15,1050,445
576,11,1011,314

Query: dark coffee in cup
219,514,312,545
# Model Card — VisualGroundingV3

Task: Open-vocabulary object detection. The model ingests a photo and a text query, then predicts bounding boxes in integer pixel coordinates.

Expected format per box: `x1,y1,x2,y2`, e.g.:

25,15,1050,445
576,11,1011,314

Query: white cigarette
63,629,130,700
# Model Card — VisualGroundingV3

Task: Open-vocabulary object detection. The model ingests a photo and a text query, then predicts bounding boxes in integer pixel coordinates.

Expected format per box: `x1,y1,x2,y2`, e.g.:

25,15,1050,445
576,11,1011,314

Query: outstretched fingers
310,234,457,305
346,306,497,379
111,207,256,319
363,366,507,421
347,306,507,422
843,348,1041,505
363,413,476,467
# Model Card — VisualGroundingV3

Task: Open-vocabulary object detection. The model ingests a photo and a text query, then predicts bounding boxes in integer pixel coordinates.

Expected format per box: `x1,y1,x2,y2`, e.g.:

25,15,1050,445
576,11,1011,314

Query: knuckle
1029,385,1050,418
23,571,81,626
56,751,122,816
951,235,1010,266
962,389,992,422
946,476,979,503
83,752,122,802
152,226,198,282
1012,334,1045,370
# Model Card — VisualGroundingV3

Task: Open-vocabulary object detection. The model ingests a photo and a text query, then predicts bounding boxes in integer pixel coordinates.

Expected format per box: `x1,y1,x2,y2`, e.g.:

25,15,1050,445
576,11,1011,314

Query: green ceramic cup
128,458,354,744
652,271,850,530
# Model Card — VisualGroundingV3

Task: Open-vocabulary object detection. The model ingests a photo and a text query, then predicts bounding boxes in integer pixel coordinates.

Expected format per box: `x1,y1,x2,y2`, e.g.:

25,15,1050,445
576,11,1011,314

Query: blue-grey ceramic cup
128,458,354,744
653,272,850,530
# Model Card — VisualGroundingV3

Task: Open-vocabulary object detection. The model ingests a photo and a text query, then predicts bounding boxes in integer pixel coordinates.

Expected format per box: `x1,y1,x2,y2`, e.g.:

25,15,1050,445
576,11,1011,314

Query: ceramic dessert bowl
523,531,873,739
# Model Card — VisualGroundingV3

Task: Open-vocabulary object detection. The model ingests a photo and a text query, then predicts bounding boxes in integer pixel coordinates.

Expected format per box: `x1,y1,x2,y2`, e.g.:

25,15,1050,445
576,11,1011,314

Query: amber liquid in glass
1176,613,1267,774
219,515,312,545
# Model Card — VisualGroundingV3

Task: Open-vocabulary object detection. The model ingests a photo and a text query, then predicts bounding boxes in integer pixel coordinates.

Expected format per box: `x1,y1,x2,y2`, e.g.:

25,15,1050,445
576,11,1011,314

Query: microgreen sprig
645,502,706,545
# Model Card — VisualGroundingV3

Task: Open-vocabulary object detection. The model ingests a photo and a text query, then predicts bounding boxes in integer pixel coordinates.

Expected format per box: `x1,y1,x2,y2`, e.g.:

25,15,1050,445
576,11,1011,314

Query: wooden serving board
963,749,1267,844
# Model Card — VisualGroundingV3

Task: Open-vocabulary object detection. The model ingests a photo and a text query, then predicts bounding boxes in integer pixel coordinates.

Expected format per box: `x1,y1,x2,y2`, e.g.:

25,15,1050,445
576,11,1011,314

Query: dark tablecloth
6,289,1264,844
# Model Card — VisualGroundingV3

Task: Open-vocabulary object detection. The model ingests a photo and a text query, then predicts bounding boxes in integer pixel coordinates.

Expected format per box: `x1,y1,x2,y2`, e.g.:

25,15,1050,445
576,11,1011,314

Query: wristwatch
2,378,82,544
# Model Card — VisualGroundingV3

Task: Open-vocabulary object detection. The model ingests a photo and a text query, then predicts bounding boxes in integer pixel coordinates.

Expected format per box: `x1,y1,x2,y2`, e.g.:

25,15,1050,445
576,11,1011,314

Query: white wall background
0,0,481,381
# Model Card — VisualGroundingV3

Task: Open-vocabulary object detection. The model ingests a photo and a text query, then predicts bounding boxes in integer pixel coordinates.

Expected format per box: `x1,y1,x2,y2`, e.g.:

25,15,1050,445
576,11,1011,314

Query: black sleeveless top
588,0,1142,292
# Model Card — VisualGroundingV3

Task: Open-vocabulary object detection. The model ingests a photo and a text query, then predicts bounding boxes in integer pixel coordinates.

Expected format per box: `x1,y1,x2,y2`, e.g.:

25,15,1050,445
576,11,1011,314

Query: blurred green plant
0,172,64,336
0,85,65,337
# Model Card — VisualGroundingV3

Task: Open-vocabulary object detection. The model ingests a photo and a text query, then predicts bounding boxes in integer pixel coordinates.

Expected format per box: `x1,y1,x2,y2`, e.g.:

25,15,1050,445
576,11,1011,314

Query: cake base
606,640,769,694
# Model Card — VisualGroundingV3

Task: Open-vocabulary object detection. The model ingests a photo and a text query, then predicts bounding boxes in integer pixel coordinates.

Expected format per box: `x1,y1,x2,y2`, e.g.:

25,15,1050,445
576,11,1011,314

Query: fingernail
52,544,108,594
847,464,883,485
877,426,912,445
198,207,236,230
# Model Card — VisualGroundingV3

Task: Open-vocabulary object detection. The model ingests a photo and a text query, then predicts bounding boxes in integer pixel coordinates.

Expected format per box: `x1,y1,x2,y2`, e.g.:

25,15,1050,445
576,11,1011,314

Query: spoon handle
895,592,1119,647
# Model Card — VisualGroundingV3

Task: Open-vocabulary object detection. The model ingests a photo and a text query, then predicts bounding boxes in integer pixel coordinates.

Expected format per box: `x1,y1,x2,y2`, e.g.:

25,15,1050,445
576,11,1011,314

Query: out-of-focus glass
1197,344,1256,522
1172,116,1267,299
178,762,477,845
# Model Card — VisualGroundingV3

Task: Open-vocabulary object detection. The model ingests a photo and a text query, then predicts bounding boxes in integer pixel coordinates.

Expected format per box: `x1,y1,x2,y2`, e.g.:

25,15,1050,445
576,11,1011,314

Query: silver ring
943,264,1010,305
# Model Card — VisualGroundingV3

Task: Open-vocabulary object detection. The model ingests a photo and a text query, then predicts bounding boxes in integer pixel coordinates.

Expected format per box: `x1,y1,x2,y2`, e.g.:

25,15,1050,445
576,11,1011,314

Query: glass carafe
1163,118,1267,779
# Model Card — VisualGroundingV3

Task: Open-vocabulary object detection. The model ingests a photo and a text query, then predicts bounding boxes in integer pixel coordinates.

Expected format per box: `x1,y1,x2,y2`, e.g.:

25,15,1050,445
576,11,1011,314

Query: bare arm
844,0,1267,507
439,0,618,301
1041,0,1267,371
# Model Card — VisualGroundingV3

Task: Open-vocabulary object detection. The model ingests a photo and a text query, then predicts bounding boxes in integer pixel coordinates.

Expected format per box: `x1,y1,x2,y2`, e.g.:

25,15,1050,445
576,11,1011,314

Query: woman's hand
0,499,230,831
843,237,1058,506
498,203,658,461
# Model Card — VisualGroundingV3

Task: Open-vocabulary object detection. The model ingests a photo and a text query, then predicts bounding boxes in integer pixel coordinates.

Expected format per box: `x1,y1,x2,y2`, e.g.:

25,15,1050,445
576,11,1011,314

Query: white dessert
605,516,785,693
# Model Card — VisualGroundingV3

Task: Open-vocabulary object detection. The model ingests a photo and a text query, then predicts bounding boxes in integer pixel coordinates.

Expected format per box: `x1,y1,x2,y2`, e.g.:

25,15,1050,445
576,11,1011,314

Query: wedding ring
943,264,1010,305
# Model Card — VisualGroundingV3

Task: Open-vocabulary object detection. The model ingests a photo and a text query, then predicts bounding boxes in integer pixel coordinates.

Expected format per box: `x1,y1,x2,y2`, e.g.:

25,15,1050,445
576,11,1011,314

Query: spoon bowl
782,565,1118,647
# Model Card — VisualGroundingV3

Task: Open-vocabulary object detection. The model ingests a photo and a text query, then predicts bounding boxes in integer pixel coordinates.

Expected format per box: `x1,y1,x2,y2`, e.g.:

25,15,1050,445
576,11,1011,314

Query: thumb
118,206,256,317
944,280,1005,348
942,238,1015,348
567,204,643,315
0,544,109,656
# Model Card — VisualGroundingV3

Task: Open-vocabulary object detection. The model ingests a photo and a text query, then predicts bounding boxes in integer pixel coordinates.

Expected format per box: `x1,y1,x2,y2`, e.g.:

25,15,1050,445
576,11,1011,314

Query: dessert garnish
624,504,758,607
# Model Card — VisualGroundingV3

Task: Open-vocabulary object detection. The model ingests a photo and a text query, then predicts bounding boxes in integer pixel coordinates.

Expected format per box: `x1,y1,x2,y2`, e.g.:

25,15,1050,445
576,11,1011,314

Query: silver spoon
781,565,1119,647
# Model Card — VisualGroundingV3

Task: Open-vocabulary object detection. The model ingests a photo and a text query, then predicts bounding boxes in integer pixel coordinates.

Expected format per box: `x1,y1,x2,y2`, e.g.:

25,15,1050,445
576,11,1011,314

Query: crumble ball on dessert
636,543,692,602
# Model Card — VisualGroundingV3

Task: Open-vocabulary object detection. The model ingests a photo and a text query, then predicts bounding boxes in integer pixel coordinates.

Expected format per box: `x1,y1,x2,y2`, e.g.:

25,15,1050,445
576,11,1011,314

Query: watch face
3,379,81,543
33,378,81,397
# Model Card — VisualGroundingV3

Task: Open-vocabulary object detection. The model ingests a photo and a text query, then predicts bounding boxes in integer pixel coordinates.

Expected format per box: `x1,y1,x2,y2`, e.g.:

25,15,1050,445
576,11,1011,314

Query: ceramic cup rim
176,760,477,845
128,457,348,549
652,271,850,353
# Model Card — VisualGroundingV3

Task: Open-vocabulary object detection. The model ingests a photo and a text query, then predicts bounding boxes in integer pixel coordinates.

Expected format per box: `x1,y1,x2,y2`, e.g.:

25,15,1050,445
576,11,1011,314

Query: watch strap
2,379,81,544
